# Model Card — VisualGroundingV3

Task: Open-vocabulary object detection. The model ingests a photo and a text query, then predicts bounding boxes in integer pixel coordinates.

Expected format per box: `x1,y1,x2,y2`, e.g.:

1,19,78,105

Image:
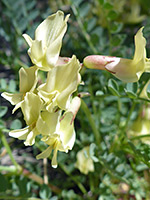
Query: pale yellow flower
129,106,150,145
36,96,81,168
84,27,150,82
38,55,81,112
123,2,146,24
75,146,94,174
9,92,43,146
23,11,69,71
36,111,75,168
1,67,38,113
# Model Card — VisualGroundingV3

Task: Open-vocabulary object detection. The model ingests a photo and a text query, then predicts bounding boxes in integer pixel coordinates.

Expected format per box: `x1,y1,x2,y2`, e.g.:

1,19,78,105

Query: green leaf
109,22,123,34
107,10,118,20
0,119,5,129
8,79,16,92
110,34,126,46
89,143,99,162
39,184,51,199
127,141,150,167
16,176,30,197
71,0,83,7
0,79,7,90
89,143,96,156
87,18,97,32
96,90,104,96
28,10,39,21
136,163,148,171
146,82,150,98
26,1,36,10
103,2,113,10
125,91,137,99
79,3,91,18
98,0,104,5
125,82,138,99
116,164,124,173
126,82,138,93
10,119,22,129
0,174,7,192
0,106,8,118
108,79,120,97
49,197,58,200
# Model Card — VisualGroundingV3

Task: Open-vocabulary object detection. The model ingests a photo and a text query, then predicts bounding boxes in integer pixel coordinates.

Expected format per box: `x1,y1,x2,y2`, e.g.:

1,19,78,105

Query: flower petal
9,126,30,140
75,146,94,174
12,100,24,114
24,127,39,146
29,40,45,64
22,34,33,47
133,27,146,62
59,112,75,151
1,92,22,105
21,92,43,125
38,56,81,111
19,66,38,93
36,110,60,135
35,10,69,47
51,147,58,168
105,57,140,82
34,11,69,68
36,146,52,159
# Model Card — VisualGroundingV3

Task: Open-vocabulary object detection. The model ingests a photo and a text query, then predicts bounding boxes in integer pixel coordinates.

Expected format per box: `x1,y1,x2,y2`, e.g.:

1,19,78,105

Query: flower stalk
81,99,101,145
0,130,20,170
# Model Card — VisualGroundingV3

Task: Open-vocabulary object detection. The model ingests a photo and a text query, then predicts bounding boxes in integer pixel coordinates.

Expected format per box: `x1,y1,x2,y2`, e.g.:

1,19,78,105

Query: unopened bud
83,55,115,70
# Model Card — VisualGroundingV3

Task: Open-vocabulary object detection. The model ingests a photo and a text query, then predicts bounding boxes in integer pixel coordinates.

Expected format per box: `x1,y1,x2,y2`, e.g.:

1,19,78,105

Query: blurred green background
0,0,150,199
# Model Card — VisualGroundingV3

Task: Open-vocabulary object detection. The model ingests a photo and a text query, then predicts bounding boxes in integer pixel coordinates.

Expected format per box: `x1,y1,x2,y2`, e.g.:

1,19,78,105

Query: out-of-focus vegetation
0,0,150,199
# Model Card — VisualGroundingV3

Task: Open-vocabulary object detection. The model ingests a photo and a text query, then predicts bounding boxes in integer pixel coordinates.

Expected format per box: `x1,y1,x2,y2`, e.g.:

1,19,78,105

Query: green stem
0,130,19,169
138,97,150,103
0,165,18,173
88,84,97,117
59,163,87,194
130,134,150,140
71,4,98,54
124,101,136,129
89,173,95,193
117,97,121,126
81,99,101,144
98,157,130,185
137,78,150,96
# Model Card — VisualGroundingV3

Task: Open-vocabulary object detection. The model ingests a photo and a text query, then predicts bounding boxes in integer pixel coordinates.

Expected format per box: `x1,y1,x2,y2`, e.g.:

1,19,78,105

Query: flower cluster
2,10,149,172
2,11,81,168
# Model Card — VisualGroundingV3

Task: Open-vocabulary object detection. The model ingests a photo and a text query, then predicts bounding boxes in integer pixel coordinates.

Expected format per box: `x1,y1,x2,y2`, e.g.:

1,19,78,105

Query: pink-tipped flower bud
83,55,115,70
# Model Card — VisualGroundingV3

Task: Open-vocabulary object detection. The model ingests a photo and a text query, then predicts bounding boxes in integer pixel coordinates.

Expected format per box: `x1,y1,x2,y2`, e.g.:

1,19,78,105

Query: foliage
1,0,150,199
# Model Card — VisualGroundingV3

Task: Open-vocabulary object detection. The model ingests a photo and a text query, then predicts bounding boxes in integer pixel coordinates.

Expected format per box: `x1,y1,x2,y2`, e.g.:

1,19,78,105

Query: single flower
75,146,94,174
84,27,150,82
23,11,69,71
36,111,75,168
1,67,38,113
128,106,150,145
9,92,43,146
38,55,81,112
